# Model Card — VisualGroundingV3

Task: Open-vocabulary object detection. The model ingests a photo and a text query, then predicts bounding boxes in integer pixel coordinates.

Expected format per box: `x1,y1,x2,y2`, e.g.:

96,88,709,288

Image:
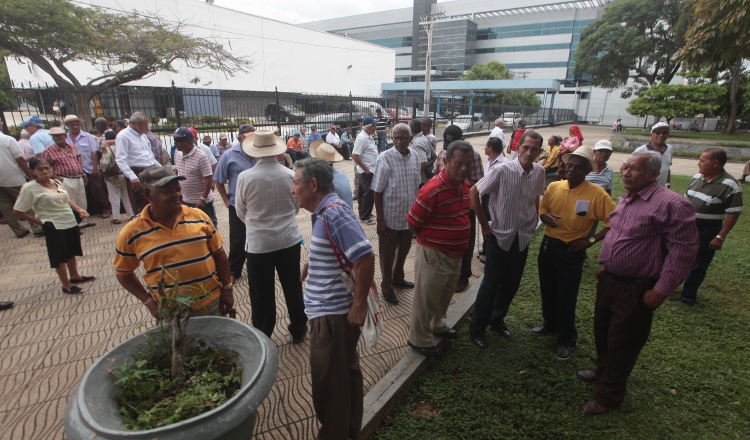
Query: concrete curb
358,278,482,439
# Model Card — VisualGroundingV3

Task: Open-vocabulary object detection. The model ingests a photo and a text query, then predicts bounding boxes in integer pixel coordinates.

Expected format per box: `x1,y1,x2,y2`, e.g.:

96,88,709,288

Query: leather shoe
576,370,600,383
556,345,573,361
490,323,512,338
529,324,557,336
479,256,485,264
392,280,414,288
407,341,440,357
454,278,469,293
433,328,457,339
470,335,488,349
383,292,399,305
0,301,14,311
581,399,611,415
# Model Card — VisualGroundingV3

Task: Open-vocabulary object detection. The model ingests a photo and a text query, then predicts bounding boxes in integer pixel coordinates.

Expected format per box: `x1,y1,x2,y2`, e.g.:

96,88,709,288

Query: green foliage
626,83,725,121
495,91,543,109
5,118,60,136
460,61,512,81
574,0,690,97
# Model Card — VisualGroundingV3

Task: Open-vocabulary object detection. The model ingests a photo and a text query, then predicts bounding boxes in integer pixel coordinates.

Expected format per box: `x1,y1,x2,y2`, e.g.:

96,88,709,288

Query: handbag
102,146,122,177
321,203,384,348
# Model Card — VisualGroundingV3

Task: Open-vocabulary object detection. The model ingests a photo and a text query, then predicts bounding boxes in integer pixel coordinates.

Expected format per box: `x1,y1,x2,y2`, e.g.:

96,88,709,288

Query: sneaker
529,324,557,336
556,345,573,361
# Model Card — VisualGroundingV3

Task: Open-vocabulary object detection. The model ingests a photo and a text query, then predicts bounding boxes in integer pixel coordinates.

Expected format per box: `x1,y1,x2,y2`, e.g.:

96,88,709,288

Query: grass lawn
622,129,750,143
374,175,750,440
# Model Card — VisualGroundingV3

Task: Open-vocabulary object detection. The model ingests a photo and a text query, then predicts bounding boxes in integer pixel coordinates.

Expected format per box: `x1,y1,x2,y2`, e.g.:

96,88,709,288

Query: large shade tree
626,83,725,123
0,0,253,129
461,61,542,108
676,0,750,133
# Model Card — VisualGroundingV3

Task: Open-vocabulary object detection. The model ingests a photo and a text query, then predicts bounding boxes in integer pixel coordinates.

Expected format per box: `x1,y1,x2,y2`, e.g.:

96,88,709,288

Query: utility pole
421,9,445,116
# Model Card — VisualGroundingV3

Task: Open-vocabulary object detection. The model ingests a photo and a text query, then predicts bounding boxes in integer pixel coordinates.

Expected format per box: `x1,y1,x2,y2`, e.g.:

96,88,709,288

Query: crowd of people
0,112,744,436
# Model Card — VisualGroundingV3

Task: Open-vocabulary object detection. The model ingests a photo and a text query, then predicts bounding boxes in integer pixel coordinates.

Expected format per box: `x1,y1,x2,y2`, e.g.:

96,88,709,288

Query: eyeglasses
653,130,669,136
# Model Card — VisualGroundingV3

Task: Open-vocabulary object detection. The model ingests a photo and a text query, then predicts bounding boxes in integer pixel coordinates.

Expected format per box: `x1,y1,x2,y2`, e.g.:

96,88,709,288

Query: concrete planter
65,316,278,440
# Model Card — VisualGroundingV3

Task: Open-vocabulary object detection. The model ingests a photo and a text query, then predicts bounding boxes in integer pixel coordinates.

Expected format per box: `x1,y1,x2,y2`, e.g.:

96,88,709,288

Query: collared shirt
426,133,437,150
234,157,303,254
115,126,159,180
633,142,672,187
485,154,508,175
29,129,54,155
489,126,507,147
685,170,743,225
114,205,224,310
332,168,353,210
0,133,26,187
217,141,232,155
309,131,323,143
341,132,354,147
146,132,164,162
540,180,616,242
196,144,217,166
300,133,310,151
352,130,379,174
67,131,98,174
287,137,304,152
41,143,84,178
407,170,471,259
175,147,215,204
434,150,484,185
212,143,256,206
411,132,435,184
326,131,341,146
585,164,614,192
372,147,424,231
14,180,77,229
207,143,220,158
18,139,35,159
375,116,390,133
599,181,698,296
305,193,372,320
475,159,545,251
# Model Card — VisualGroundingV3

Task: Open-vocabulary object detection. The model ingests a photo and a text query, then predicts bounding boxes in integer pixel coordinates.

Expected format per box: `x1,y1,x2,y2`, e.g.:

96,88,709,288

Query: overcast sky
212,0,448,24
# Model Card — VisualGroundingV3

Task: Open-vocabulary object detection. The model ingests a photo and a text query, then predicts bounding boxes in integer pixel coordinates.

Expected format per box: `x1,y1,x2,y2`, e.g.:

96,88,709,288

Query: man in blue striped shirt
292,157,375,440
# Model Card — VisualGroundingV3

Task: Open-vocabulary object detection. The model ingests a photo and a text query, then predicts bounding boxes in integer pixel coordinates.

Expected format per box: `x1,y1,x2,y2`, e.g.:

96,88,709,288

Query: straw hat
63,114,80,124
49,127,67,135
561,145,597,171
310,142,343,162
241,130,285,157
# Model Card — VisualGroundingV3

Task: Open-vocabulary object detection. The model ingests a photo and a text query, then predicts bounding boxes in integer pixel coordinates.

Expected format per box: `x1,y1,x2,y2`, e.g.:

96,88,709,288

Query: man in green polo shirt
681,148,743,306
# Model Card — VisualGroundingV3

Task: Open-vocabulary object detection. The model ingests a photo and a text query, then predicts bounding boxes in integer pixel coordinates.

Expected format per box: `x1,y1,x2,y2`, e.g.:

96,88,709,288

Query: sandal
70,276,96,283
101,211,110,219
62,285,83,294
111,219,122,225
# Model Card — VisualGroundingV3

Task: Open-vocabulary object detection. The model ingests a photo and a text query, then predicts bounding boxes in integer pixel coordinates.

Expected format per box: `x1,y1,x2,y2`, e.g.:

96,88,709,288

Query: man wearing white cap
310,141,353,210
234,131,308,343
586,140,615,195
533,146,616,361
632,122,672,188
352,116,379,223
65,115,110,219
217,134,231,155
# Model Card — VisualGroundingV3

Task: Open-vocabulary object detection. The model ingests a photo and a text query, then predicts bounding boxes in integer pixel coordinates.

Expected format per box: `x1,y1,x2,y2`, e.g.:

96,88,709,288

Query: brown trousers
0,186,42,236
125,167,147,214
84,172,110,215
378,227,412,296
593,270,655,407
310,314,363,440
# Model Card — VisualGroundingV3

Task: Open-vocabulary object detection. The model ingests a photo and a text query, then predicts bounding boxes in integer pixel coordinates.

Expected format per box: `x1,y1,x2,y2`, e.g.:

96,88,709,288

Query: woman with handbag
99,131,134,224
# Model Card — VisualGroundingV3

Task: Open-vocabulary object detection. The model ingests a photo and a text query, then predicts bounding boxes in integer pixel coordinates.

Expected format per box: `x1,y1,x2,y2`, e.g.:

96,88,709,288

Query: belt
606,271,657,286
130,166,147,174
544,235,570,246
59,175,83,179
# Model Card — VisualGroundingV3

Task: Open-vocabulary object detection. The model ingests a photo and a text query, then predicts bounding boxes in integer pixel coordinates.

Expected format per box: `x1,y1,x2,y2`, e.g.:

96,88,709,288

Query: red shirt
510,128,526,151
41,143,84,177
407,170,470,259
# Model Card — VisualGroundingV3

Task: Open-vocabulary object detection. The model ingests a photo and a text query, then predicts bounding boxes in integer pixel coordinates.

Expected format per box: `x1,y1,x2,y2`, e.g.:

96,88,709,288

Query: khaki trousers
0,186,42,236
377,227,413,296
408,244,461,347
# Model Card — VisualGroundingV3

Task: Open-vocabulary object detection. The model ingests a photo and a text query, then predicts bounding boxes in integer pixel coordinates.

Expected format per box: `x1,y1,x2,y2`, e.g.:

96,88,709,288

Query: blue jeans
469,234,529,337
681,223,722,303
377,133,387,152
183,200,218,228
537,235,587,347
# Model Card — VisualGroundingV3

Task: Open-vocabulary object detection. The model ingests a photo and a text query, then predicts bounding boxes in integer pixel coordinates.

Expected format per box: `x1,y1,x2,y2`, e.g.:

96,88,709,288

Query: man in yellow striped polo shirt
114,166,234,318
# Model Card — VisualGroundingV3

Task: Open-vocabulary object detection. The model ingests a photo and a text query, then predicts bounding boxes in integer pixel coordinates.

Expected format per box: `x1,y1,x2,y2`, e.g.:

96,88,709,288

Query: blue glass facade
365,36,412,48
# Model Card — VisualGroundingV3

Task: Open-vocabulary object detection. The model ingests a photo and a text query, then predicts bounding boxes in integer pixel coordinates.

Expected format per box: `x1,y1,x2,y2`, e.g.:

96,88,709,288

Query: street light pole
423,14,434,115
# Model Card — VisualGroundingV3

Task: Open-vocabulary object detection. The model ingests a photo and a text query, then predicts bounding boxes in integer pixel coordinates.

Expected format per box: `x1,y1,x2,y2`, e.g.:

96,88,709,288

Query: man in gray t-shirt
632,122,672,188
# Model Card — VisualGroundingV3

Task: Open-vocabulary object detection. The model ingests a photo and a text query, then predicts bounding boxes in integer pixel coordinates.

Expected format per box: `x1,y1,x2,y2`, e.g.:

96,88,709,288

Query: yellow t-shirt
539,180,616,242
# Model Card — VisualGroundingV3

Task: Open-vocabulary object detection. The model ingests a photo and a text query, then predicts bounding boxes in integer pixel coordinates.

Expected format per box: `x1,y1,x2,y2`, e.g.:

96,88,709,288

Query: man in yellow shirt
534,146,616,360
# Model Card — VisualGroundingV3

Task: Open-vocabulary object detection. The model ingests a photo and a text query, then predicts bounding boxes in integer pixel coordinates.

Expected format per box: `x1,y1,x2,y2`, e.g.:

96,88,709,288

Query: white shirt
196,143,218,166
234,157,303,254
485,154,509,175
326,131,341,146
489,126,507,147
0,133,26,187
633,143,672,188
115,126,159,180
352,131,379,174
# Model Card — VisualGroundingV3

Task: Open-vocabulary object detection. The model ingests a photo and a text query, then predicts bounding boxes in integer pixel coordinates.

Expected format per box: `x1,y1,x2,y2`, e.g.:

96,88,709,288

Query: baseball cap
518,120,527,127
593,140,613,151
293,130,301,135
188,127,198,138
168,127,194,139
139,166,185,189
651,122,670,133
362,116,376,126
114,120,128,128
19,116,44,127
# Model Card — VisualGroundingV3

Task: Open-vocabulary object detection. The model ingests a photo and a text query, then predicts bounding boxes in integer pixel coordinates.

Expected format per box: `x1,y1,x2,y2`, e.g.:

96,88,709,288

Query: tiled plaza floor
0,148,485,440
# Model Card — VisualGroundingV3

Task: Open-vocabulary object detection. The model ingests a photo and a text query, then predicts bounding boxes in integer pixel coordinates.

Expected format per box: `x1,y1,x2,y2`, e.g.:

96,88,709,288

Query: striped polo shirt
305,193,373,320
685,170,743,225
407,170,471,259
114,205,224,310
585,165,614,192
175,147,214,204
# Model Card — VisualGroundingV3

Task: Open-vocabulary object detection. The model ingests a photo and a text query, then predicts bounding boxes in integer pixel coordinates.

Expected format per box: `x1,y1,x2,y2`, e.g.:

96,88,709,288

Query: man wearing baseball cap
351,116,379,223
20,116,54,155
534,146,616,361
632,122,672,188
326,124,348,160
64,115,110,219
171,127,218,227
114,166,234,319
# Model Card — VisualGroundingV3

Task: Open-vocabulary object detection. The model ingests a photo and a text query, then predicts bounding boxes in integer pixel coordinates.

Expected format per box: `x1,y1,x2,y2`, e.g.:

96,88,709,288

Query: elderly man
170,127,218,227
478,136,509,261
64,115,110,219
489,118,507,148
231,124,255,148
374,108,391,152
469,132,546,349
20,116,54,155
420,116,437,150
115,112,160,213
201,135,220,159
352,116,379,224
373,123,425,305
292,157,375,440
0,122,42,238
286,131,309,163
309,125,323,145
113,120,128,133
407,141,475,357
217,134,232,155
114,166,234,318
680,148,743,306
235,131,307,342
310,141,353,209
18,129,35,159
326,125,348,160
577,152,698,415
409,118,435,185
534,146,617,360
94,118,111,142
341,127,354,160
146,127,164,165
299,126,310,152
41,127,95,228
633,122,673,188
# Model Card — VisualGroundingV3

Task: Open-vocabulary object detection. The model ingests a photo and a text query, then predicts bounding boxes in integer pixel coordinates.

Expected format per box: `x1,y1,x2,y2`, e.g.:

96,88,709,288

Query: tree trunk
725,60,741,134
170,309,189,381
67,90,95,131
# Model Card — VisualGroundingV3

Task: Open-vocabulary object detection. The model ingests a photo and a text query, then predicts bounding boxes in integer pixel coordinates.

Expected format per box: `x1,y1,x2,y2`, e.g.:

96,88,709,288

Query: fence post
0,100,8,135
275,87,281,132
349,91,353,133
171,80,182,127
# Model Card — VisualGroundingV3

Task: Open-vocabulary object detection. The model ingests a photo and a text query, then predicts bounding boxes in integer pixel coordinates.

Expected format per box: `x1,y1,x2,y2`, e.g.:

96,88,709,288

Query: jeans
681,223,722,303
537,235,587,347
228,205,247,278
469,234,529,337
288,150,310,163
377,133,387,152
182,200,218,229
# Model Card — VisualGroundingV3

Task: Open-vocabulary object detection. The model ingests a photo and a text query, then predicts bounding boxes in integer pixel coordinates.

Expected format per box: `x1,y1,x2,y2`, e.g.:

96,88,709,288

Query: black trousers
460,209,477,279
355,172,374,220
228,205,247,278
245,243,308,339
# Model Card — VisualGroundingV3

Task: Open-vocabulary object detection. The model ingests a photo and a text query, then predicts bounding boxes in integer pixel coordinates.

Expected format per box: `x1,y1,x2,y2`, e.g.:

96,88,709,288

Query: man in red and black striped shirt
406,141,474,357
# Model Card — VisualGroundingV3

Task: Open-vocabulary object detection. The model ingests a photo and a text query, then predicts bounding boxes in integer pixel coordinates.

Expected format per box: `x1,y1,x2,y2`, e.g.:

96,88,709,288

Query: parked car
452,115,482,133
350,101,385,117
384,108,411,123
304,112,365,136
265,104,305,122
502,112,521,129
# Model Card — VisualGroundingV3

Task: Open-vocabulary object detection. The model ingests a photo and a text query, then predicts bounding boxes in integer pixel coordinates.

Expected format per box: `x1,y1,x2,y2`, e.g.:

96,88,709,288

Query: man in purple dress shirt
577,152,698,415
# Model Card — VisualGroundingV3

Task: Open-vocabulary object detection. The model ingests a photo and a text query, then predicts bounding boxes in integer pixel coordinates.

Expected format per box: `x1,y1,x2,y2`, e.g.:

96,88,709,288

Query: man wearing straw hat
234,130,307,342
533,146,616,361
310,141,353,210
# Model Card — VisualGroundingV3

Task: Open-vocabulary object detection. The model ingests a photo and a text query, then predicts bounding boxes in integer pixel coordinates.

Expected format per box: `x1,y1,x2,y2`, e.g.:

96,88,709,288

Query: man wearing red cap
326,125,348,160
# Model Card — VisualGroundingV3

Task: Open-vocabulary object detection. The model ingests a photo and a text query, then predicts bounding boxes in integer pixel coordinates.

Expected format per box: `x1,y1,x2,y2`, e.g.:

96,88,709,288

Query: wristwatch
589,237,596,245
200,196,208,202
221,282,234,290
